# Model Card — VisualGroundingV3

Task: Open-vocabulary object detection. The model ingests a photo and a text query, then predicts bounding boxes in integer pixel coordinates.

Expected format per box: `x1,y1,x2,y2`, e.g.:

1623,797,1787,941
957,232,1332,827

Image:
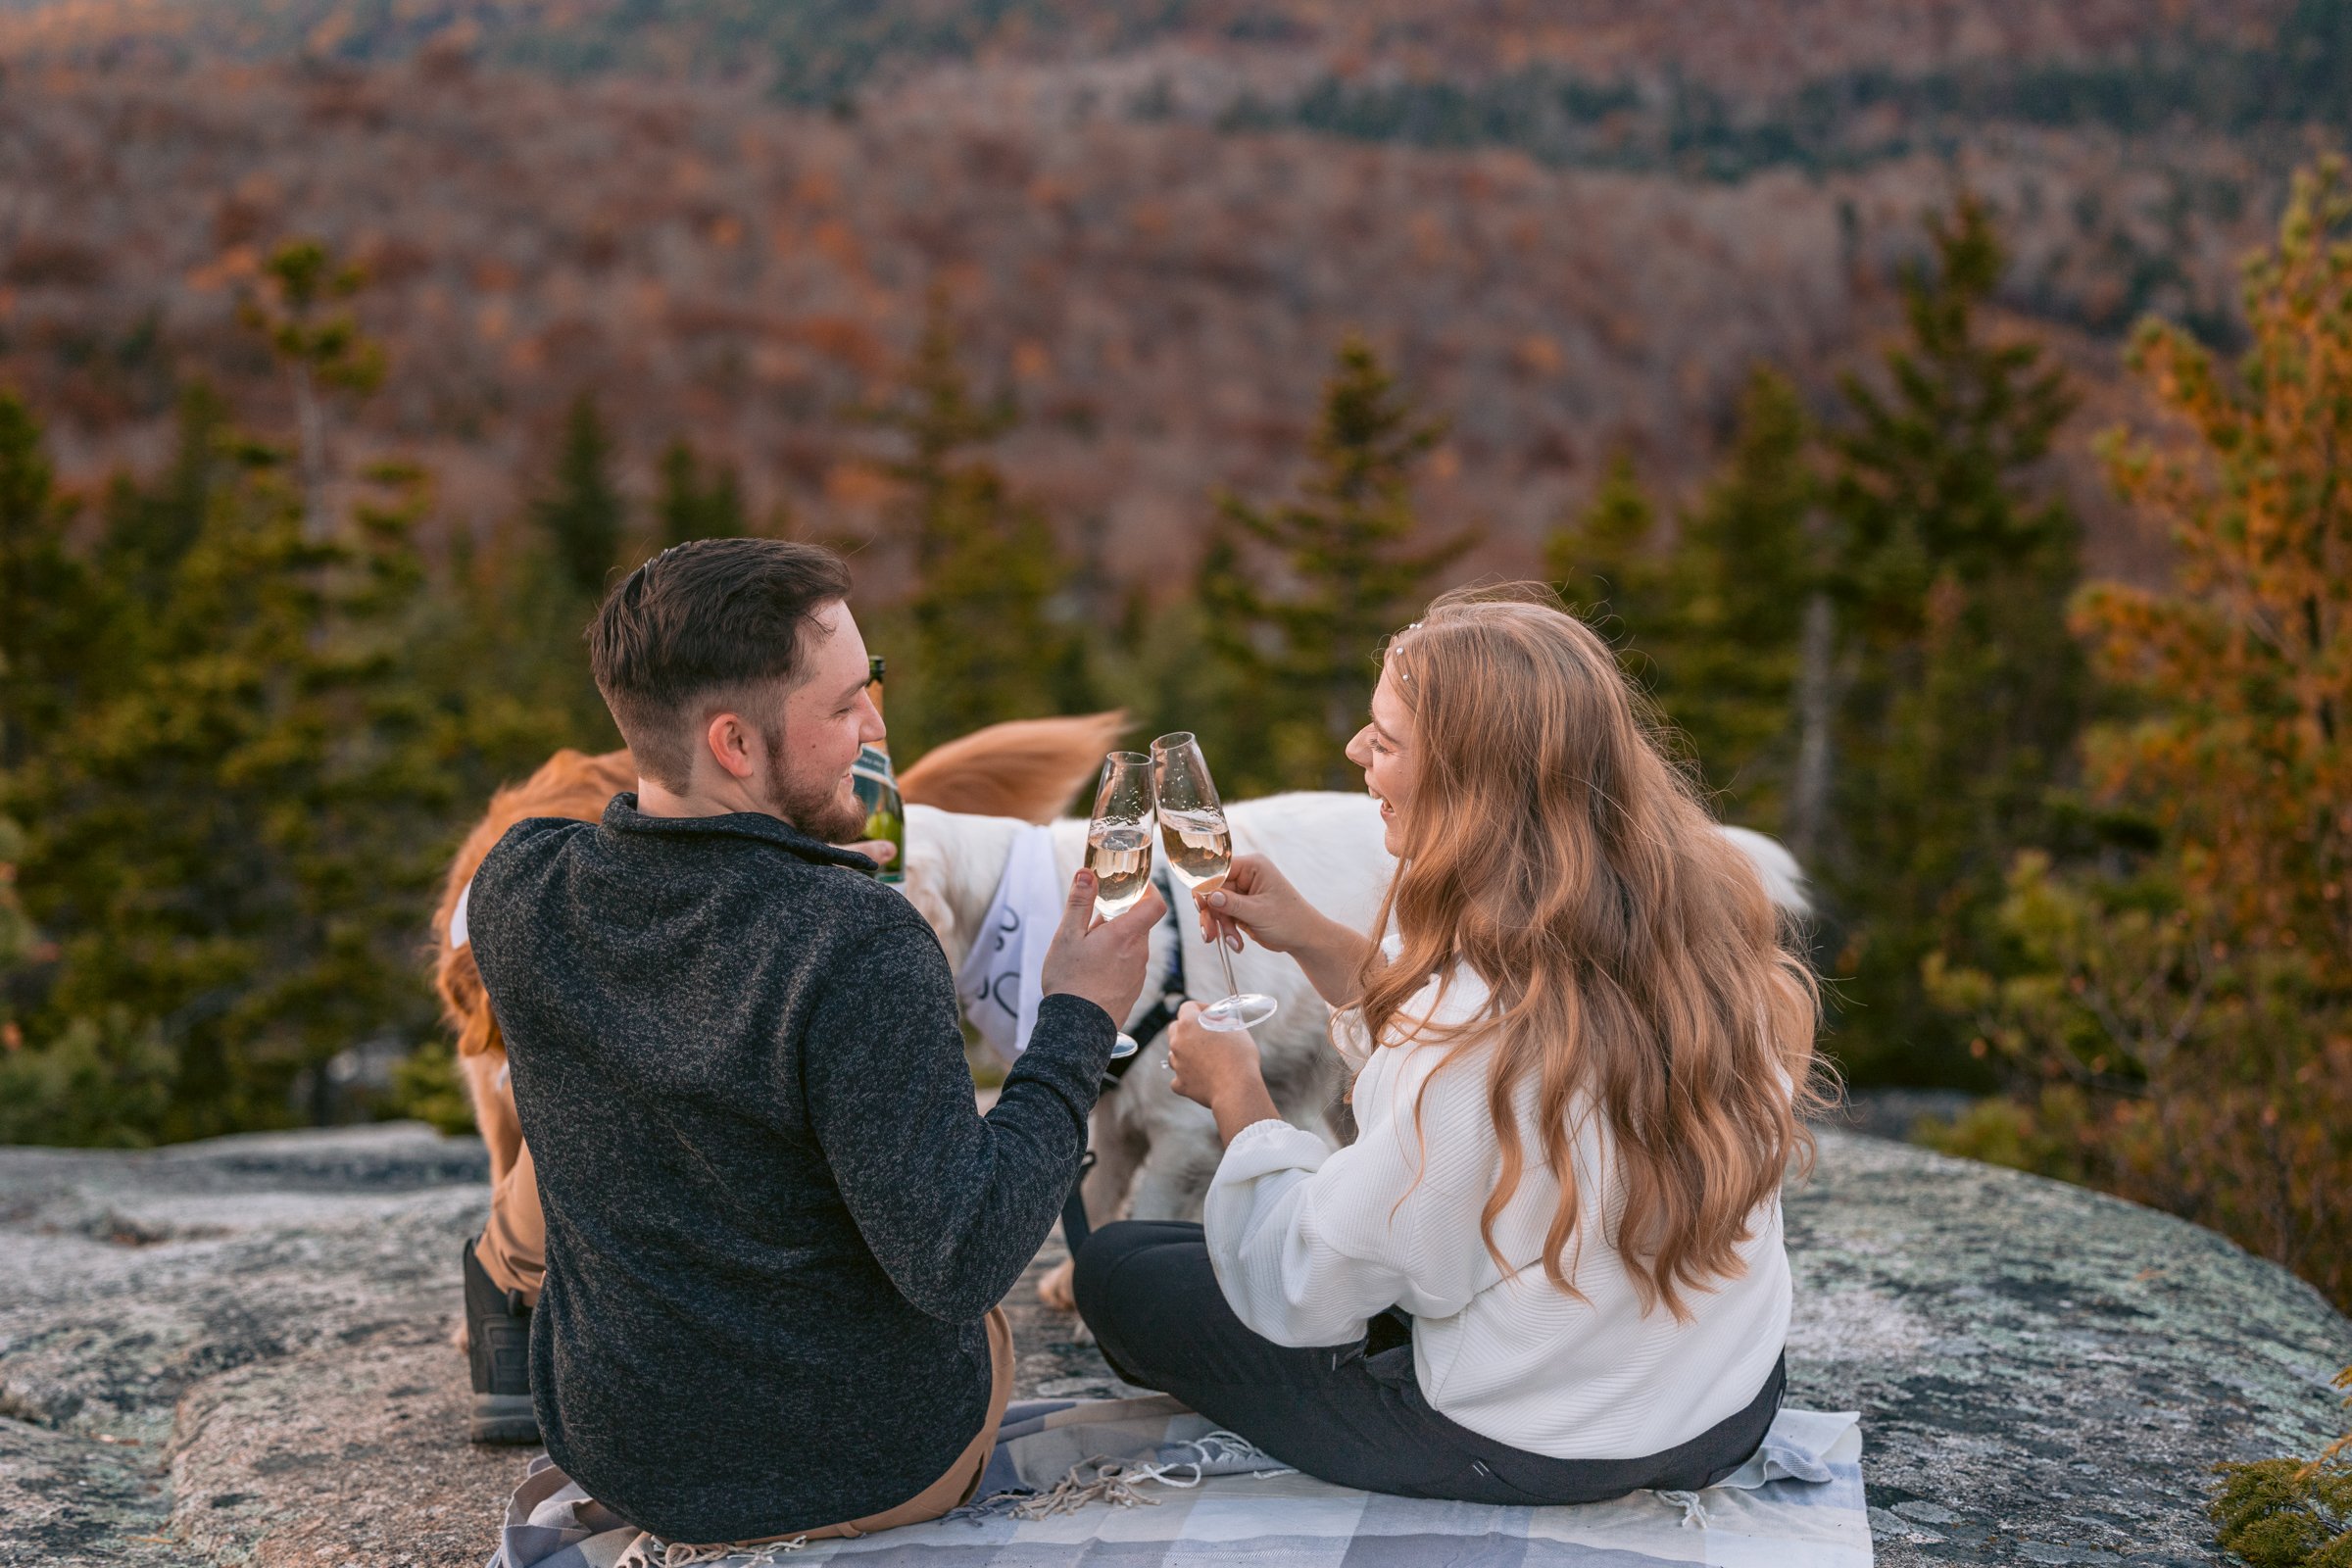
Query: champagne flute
1085,751,1157,1060
1150,732,1277,1033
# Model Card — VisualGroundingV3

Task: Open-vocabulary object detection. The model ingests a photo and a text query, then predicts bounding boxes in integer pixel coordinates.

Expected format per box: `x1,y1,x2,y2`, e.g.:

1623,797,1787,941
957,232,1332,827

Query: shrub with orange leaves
1927,158,2352,1313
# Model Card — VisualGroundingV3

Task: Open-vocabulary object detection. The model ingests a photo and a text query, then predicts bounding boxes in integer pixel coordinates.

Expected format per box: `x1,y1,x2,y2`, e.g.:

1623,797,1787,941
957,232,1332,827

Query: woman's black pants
1073,1219,1784,1506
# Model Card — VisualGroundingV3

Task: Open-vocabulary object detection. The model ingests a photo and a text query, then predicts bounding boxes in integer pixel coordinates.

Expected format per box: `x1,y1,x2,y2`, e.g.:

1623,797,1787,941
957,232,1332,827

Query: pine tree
1827,193,2084,1085
97,381,234,613
455,389,634,763
7,430,456,1142
1664,371,1820,826
237,239,385,541
535,393,625,599
3,385,241,1100
656,438,747,547
862,291,1087,757
1540,204,2080,1088
1544,447,1690,760
1547,448,1669,638
0,389,104,774
1545,374,1821,828
0,390,81,1071
1928,157,2352,1311
1200,336,1477,792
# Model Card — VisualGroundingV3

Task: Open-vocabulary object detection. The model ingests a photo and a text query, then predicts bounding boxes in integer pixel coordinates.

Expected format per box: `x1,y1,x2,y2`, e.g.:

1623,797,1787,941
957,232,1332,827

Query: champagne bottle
851,656,906,884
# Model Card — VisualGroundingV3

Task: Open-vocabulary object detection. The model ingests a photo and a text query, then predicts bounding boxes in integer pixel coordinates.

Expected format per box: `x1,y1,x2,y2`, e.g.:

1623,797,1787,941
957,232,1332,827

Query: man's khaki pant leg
465,1047,546,1303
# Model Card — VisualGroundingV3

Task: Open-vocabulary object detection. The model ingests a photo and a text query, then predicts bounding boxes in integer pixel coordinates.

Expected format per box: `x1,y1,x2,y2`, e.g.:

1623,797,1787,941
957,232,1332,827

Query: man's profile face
759,599,883,842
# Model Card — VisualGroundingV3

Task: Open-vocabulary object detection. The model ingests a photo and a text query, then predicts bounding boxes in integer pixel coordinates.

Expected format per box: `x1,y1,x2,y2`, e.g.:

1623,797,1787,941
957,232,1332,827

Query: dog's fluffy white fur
906,795,1811,1237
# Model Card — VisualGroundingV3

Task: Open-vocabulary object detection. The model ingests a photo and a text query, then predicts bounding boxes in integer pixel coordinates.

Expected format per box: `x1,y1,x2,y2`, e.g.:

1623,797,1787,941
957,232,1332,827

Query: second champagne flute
1084,751,1157,1059
1150,732,1278,1033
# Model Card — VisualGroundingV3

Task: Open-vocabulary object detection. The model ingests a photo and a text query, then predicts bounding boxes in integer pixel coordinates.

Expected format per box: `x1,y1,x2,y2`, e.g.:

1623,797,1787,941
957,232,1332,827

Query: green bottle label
851,745,906,885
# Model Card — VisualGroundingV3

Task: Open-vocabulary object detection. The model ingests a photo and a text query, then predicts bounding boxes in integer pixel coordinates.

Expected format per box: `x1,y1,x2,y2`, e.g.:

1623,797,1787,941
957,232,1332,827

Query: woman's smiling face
1345,664,1418,858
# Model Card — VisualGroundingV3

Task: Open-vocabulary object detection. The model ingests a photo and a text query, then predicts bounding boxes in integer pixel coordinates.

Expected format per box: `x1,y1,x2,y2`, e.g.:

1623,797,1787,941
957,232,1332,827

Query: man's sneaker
464,1235,540,1445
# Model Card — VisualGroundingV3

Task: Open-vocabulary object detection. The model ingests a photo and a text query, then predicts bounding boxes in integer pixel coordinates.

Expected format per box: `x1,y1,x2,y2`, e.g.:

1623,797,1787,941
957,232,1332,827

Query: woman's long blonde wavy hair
1358,585,1827,1321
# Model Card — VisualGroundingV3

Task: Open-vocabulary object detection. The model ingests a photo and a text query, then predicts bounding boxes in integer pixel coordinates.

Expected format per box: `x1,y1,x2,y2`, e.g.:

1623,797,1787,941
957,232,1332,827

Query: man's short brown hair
589,538,855,792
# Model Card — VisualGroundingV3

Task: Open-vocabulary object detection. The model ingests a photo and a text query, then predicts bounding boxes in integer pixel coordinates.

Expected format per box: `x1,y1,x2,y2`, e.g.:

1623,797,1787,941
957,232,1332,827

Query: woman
1074,585,1827,1504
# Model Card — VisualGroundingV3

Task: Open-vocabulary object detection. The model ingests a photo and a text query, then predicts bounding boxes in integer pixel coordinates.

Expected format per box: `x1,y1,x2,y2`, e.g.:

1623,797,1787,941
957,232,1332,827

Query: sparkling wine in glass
1150,732,1277,1033
1085,751,1157,1059
1086,823,1153,916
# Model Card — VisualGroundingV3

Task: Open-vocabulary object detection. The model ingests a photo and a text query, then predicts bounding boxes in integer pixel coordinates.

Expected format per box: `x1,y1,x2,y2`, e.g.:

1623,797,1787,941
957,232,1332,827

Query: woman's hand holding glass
1194,854,1374,1012
1165,1001,1282,1145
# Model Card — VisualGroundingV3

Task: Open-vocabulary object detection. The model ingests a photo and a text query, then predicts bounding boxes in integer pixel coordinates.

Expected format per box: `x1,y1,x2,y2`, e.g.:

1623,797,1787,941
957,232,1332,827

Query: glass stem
1213,931,1243,1000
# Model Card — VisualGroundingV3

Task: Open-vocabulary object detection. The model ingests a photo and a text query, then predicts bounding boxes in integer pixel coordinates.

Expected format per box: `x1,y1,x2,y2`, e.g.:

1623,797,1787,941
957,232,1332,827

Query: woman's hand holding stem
1167,854,1373,1143
1198,854,1371,1010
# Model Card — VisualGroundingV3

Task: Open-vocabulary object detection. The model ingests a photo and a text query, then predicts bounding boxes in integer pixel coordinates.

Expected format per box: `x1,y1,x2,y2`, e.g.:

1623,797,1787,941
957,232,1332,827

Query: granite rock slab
1,1122,2345,1566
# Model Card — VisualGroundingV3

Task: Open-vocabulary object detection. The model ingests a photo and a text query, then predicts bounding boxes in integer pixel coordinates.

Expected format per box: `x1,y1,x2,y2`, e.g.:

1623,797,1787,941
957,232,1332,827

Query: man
465,538,1162,1544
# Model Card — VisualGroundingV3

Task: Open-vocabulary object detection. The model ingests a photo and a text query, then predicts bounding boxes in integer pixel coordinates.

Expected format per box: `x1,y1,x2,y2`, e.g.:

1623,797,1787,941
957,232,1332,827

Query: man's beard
760,726,867,844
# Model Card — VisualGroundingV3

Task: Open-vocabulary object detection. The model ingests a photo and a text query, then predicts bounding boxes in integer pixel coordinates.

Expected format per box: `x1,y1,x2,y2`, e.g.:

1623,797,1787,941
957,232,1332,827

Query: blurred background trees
1548,372,1820,832
238,240,387,541
0,373,461,1141
1552,200,2087,1089
0,165,2348,1323
1821,194,2088,1087
656,439,748,549
1199,335,1477,794
1925,158,2352,1307
857,292,1094,760
535,394,626,601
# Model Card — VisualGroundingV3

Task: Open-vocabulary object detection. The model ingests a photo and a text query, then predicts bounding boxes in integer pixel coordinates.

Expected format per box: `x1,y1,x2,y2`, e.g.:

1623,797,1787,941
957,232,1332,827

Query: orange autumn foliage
1929,159,2352,1309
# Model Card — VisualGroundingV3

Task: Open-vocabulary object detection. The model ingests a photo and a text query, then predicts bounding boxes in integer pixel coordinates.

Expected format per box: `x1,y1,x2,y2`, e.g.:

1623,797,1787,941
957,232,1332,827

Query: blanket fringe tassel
613,1532,810,1566
960,1429,1296,1524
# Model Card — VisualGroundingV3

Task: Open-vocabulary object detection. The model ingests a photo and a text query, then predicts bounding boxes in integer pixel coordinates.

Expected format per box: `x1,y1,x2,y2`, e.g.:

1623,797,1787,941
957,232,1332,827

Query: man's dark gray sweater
467,794,1115,1543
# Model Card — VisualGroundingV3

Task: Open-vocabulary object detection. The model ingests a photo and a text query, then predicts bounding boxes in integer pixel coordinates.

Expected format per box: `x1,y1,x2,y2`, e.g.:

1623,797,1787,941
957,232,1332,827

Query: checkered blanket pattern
490,1396,1870,1567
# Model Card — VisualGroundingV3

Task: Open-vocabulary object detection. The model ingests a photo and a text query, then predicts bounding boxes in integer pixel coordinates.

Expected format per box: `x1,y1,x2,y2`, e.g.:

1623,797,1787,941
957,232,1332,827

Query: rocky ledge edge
1,1123,2346,1568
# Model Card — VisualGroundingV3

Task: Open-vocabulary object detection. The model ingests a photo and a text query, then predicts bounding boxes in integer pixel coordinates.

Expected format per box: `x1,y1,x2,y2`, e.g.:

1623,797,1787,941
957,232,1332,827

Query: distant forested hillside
7,7,2352,1313
5,1,2337,112
2,0,2333,585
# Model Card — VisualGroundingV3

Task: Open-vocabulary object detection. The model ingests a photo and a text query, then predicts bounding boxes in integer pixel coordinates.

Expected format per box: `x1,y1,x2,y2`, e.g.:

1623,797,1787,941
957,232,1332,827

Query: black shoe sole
471,1393,541,1446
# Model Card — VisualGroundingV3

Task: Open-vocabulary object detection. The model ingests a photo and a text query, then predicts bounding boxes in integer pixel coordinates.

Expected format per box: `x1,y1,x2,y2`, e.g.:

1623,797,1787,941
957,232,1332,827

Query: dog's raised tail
898,710,1128,824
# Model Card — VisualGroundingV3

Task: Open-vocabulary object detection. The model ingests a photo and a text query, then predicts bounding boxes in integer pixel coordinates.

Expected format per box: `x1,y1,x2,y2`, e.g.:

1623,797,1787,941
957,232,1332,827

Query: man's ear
704,711,760,781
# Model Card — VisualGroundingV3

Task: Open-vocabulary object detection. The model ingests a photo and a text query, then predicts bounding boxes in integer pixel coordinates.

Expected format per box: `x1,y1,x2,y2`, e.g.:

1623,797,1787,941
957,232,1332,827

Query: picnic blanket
488,1395,1870,1567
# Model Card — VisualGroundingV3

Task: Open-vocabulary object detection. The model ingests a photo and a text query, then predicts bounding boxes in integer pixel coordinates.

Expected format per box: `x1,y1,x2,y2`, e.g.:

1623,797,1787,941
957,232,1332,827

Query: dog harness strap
1059,1149,1099,1254
1106,990,1186,1083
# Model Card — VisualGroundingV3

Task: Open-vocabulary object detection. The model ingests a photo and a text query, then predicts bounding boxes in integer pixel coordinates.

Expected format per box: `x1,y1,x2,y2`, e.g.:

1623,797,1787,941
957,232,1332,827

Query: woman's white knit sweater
1202,960,1789,1459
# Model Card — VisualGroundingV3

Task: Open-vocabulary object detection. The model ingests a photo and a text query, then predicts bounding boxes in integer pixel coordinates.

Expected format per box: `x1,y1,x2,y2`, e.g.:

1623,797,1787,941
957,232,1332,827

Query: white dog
901,793,1810,1306
436,733,1809,1313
